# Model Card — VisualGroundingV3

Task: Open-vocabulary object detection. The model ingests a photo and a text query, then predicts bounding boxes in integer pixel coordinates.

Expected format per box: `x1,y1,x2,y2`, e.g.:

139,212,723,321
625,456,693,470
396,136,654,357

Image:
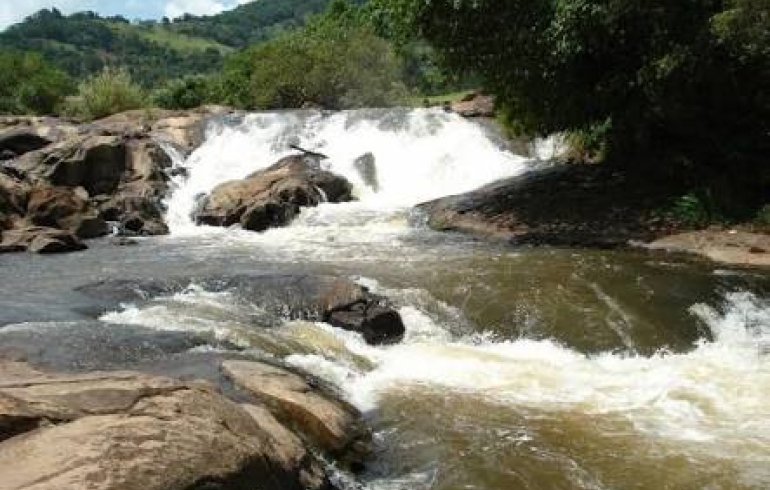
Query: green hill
0,0,359,87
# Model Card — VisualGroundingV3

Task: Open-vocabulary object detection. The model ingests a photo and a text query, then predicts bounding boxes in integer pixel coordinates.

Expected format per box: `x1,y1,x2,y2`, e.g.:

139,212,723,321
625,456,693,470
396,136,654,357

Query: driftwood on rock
289,144,329,161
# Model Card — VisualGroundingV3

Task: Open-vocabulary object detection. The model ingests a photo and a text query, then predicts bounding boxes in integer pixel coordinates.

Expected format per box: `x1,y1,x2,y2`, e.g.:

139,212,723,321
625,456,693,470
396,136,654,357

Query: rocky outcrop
417,165,684,247
0,361,330,490
450,92,496,118
79,274,406,345
0,108,230,253
0,226,86,254
196,155,353,232
222,360,371,471
643,230,770,268
26,186,107,239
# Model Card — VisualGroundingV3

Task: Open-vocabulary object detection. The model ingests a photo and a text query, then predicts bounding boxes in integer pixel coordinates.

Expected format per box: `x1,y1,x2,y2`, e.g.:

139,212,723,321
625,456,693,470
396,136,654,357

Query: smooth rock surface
0,362,329,490
222,360,371,470
196,155,353,232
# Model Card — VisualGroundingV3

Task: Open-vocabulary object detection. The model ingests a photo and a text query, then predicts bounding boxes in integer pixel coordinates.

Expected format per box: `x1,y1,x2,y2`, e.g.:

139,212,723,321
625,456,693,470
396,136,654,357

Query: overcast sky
0,0,254,30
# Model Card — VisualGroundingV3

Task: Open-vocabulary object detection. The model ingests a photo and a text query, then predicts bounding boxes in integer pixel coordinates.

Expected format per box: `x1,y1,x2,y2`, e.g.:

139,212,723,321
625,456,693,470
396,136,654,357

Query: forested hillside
0,0,359,86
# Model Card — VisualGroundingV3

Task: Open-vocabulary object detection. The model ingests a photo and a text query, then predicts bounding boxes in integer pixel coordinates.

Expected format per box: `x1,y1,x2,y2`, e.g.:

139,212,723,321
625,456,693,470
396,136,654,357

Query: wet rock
328,306,405,345
0,227,86,254
26,186,108,239
78,274,406,345
0,362,329,490
353,152,380,192
196,154,353,232
222,360,371,470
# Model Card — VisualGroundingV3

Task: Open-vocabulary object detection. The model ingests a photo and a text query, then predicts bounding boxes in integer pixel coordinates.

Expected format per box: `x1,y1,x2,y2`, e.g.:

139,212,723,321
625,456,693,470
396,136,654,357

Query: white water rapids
111,108,770,489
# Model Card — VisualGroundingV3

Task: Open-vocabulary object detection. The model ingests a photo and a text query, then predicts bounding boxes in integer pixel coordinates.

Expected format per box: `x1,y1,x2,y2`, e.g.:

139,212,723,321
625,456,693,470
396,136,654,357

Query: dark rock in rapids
352,152,380,192
78,274,406,345
195,154,353,232
0,361,330,490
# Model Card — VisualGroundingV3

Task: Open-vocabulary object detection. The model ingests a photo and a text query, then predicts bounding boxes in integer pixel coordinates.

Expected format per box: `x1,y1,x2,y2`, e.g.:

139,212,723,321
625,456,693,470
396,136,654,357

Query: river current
1,109,768,490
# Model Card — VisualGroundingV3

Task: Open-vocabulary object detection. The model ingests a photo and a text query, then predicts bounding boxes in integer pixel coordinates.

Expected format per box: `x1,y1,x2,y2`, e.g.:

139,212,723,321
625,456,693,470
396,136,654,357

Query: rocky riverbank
0,272,410,490
416,164,770,268
0,107,231,253
0,359,364,490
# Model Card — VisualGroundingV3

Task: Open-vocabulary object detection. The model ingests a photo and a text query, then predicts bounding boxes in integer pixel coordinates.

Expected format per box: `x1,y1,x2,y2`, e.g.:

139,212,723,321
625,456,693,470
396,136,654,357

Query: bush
152,76,219,110
65,67,147,120
0,49,73,115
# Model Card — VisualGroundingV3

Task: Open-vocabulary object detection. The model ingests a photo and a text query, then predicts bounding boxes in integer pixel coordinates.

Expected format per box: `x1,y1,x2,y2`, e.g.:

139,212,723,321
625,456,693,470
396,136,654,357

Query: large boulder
0,227,87,254
222,360,371,471
196,155,353,232
26,186,108,239
0,362,329,490
417,165,684,247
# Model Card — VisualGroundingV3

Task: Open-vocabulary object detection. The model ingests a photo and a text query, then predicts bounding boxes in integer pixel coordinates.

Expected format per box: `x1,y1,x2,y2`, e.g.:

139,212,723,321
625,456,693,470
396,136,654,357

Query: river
1,108,768,490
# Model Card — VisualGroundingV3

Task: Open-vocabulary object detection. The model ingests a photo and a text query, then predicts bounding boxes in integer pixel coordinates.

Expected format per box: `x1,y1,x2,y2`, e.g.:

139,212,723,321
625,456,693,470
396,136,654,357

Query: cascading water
164,108,540,235
95,108,770,489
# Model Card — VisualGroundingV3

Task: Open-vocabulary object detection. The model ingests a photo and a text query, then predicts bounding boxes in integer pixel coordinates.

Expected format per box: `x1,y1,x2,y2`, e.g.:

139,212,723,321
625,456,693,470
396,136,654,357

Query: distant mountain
0,0,363,86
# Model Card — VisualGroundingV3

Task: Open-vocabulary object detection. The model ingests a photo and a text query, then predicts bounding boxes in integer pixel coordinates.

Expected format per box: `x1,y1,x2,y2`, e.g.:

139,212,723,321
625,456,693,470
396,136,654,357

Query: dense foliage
373,0,769,214
221,1,407,110
0,49,73,115
169,0,366,47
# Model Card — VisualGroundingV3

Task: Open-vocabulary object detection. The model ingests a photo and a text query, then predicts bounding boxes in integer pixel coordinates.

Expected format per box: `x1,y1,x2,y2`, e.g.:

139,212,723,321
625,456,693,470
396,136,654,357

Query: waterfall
164,108,553,234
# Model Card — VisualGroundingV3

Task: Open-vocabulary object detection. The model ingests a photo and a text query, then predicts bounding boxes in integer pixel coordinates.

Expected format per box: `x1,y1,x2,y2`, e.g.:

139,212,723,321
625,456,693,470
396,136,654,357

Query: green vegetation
64,67,147,120
152,76,220,110
373,0,770,218
0,50,73,115
222,1,407,110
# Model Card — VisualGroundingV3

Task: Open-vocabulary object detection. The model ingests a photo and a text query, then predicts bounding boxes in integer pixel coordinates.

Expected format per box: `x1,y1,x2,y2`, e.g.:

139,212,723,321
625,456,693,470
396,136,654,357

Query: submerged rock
222,360,371,471
195,155,353,232
0,362,329,490
78,274,406,345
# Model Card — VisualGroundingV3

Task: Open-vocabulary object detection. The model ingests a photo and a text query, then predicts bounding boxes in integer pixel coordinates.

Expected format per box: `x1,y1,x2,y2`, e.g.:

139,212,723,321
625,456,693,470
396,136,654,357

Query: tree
376,1,768,156
222,1,407,110
0,49,73,115
374,0,769,213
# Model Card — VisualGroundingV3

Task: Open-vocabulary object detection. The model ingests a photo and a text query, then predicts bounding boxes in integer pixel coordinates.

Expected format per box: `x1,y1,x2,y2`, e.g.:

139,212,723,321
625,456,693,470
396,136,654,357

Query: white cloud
0,0,94,29
164,0,253,20
0,0,255,30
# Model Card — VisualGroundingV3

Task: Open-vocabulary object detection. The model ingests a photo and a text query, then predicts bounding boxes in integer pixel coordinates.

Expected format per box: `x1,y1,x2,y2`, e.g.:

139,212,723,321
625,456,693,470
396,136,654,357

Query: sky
0,0,255,30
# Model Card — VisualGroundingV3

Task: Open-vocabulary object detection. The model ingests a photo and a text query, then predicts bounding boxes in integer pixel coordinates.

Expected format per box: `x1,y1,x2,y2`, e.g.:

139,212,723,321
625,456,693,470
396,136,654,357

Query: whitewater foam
164,109,541,234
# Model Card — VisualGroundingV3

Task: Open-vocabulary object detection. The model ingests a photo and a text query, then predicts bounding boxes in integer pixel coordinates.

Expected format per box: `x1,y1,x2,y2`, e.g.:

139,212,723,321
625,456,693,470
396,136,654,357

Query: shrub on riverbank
64,67,147,120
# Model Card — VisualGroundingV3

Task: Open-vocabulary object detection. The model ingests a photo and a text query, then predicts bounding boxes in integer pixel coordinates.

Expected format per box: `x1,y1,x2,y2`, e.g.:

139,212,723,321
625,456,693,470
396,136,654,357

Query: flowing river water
1,109,769,490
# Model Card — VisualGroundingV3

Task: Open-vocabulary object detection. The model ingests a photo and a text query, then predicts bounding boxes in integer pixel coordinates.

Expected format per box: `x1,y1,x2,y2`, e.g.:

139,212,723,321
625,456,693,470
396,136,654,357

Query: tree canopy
373,0,769,172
